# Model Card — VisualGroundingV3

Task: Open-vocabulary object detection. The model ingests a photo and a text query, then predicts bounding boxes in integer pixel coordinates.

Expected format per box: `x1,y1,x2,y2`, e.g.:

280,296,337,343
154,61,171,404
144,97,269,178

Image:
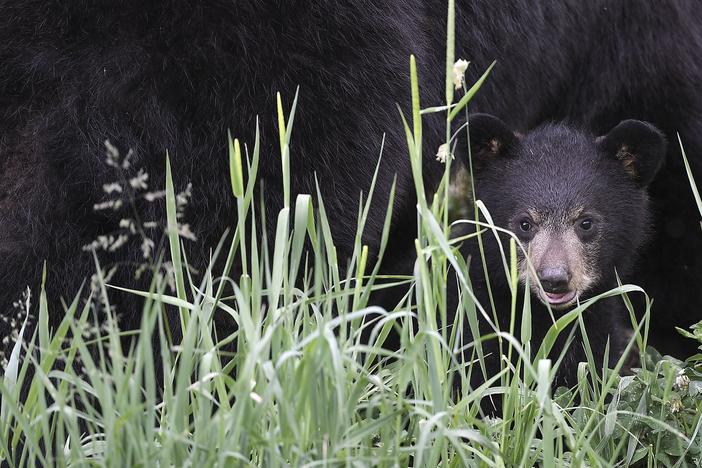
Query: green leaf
165,152,189,328
228,132,244,198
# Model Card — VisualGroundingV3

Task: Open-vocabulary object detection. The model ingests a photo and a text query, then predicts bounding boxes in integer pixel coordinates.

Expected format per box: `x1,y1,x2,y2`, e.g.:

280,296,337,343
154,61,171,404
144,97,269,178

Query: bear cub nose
538,267,571,293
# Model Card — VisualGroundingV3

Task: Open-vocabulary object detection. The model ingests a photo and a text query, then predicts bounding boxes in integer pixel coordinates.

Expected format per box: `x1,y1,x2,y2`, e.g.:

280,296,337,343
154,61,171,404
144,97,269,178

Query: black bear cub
456,114,667,397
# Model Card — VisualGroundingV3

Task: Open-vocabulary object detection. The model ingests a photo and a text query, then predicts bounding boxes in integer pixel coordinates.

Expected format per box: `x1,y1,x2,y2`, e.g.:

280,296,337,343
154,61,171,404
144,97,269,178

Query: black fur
454,115,666,406
436,1,702,357
1,1,702,364
0,1,443,358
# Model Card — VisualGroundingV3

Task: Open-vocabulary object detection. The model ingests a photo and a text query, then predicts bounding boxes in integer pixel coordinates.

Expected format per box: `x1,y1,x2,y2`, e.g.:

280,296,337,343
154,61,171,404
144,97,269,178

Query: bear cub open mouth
542,290,577,307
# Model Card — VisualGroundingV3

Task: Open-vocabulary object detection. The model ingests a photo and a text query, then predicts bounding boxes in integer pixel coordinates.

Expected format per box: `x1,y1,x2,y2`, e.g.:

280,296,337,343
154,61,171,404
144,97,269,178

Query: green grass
2,2,702,466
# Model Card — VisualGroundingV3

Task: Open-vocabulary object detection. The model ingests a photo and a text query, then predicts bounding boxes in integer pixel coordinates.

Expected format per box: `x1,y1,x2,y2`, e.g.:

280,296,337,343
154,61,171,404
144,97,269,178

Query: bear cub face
462,114,667,309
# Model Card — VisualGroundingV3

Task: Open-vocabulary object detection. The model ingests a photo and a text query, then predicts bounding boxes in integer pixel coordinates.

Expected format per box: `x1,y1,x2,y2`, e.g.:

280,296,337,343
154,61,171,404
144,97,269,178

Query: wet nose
538,267,571,293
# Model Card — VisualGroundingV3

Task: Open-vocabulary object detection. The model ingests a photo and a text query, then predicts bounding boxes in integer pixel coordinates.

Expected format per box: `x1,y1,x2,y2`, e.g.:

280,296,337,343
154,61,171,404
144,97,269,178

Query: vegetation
2,2,702,466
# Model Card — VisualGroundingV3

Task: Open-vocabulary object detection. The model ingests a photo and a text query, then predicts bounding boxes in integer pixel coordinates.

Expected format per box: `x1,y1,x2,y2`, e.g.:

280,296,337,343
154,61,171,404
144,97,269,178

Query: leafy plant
1,1,701,466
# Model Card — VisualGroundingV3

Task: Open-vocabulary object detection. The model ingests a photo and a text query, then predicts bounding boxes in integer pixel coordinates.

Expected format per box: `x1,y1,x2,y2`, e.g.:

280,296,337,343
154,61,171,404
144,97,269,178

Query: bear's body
0,1,444,358
1,1,701,361
456,115,667,395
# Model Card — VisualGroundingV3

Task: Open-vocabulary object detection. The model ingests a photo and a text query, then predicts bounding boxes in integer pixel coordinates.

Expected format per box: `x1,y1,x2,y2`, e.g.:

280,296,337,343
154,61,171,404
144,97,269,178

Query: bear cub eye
576,218,597,239
515,216,538,240
519,219,533,232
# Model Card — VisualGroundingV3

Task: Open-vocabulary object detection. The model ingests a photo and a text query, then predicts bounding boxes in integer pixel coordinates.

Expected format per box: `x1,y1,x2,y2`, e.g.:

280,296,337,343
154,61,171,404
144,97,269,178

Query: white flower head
104,140,120,167
144,190,166,202
102,182,123,194
178,223,198,241
140,238,155,259
452,59,469,90
129,169,149,190
675,370,691,391
670,397,683,414
435,143,453,163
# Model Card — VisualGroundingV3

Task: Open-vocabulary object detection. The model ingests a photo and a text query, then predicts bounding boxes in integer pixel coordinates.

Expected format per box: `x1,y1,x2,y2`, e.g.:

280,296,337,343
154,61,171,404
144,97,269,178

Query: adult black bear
0,1,444,361
454,114,667,397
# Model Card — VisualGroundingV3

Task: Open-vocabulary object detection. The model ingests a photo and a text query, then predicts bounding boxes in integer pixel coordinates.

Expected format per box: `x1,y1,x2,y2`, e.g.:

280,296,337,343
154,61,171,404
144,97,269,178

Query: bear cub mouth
541,290,578,308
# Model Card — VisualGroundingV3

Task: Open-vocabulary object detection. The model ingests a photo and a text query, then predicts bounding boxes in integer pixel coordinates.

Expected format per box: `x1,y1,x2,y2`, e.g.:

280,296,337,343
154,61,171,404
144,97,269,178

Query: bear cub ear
596,120,667,187
457,114,519,170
